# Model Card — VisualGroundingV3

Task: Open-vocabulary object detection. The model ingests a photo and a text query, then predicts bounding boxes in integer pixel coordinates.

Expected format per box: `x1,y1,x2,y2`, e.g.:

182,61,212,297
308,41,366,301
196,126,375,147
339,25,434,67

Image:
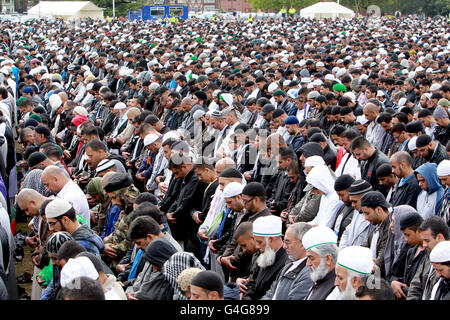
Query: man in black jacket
165,155,206,260
350,136,390,193
268,147,296,216
389,151,422,208
390,211,426,300
416,134,448,165
332,174,356,245
240,215,289,300
218,182,272,282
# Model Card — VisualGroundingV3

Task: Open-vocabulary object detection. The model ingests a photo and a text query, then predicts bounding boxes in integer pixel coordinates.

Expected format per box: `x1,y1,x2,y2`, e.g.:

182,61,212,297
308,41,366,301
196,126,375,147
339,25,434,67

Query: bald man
41,165,90,227
265,133,288,158
364,103,385,150
17,188,52,300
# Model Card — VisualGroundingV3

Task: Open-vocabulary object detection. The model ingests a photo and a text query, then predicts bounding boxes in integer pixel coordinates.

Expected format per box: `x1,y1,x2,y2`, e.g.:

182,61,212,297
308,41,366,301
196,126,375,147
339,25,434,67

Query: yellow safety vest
289,8,296,14
280,8,287,14
248,16,253,22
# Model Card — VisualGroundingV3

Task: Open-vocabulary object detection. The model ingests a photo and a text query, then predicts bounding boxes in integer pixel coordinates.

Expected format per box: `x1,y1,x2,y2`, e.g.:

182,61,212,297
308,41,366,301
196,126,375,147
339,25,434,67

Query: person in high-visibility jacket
289,8,296,15
248,15,253,23
280,7,287,20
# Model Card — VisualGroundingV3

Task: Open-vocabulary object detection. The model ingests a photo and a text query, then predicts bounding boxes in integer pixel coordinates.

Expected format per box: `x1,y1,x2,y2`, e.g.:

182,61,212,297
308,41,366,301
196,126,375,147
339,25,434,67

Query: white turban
437,160,450,177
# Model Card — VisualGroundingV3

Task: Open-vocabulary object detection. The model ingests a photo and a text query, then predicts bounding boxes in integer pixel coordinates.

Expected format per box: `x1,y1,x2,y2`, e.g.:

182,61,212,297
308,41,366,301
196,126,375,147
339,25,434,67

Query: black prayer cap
399,211,423,230
299,142,324,158
143,238,177,269
103,172,133,193
27,151,47,168
219,168,242,179
415,134,432,148
242,182,265,197
34,124,51,137
360,191,391,209
405,120,423,134
376,163,393,178
334,174,355,191
191,270,224,295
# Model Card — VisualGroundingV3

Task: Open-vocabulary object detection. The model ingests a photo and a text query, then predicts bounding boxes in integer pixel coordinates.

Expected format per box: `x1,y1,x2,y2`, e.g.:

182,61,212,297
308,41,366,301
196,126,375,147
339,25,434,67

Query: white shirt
366,121,385,150
335,152,361,180
370,226,380,259
326,286,341,300
57,180,91,228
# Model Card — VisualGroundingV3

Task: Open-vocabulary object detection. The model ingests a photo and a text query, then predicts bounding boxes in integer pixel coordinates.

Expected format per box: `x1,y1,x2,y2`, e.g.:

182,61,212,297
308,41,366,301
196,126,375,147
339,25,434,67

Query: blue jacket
415,162,444,216
102,204,121,238
72,224,105,255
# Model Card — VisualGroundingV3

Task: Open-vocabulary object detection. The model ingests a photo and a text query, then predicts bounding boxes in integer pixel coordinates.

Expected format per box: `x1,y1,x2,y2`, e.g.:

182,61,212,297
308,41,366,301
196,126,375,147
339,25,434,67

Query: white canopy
300,2,355,19
27,1,103,20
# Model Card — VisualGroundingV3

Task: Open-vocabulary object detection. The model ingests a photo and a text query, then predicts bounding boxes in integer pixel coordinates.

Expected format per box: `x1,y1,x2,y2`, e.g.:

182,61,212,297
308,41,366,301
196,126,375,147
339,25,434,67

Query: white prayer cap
356,115,369,125
376,90,385,97
398,97,407,107
86,83,94,91
113,102,127,110
336,68,347,79
253,215,282,237
305,156,325,168
437,160,450,177
316,61,325,67
144,133,160,147
287,89,298,99
118,68,130,77
268,82,279,93
430,83,441,91
73,106,88,117
408,136,418,151
302,226,337,251
96,159,115,174
219,93,233,107
162,131,180,143
337,246,374,275
148,83,159,91
344,92,356,103
49,94,63,112
301,77,311,84
223,182,243,198
430,241,450,263
45,198,73,219
312,79,323,87
307,91,320,100
193,110,206,121
60,257,99,288
324,74,335,81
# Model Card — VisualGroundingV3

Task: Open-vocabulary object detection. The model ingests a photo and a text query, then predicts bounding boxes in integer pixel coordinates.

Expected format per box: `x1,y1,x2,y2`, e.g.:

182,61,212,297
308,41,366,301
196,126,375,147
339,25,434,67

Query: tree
246,0,316,12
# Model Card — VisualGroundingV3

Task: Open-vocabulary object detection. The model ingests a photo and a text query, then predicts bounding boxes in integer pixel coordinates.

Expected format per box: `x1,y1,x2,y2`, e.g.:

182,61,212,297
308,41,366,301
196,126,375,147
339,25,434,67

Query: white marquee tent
300,2,355,19
27,1,104,20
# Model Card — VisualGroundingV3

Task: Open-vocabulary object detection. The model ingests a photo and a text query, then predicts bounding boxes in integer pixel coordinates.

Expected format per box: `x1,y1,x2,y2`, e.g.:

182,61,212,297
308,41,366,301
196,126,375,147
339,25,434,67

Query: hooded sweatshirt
306,164,342,228
72,224,105,255
415,163,444,219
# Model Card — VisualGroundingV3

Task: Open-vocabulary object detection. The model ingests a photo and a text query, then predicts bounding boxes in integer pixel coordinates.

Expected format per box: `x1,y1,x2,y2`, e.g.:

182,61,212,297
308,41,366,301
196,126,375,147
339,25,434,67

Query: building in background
219,0,251,13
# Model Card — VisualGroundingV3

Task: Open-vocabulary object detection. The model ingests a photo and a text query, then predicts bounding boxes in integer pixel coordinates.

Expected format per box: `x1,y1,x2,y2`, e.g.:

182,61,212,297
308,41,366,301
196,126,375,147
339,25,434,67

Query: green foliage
246,0,449,16
246,0,317,11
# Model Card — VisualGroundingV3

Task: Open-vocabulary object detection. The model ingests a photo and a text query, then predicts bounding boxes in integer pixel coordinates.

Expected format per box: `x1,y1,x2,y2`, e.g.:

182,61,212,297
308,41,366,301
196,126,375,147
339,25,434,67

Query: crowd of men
0,13,449,301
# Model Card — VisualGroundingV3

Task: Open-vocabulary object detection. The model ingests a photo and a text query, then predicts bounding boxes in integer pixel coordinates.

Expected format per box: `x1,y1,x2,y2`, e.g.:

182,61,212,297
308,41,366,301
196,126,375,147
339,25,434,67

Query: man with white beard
303,225,340,300
334,246,375,300
240,215,289,300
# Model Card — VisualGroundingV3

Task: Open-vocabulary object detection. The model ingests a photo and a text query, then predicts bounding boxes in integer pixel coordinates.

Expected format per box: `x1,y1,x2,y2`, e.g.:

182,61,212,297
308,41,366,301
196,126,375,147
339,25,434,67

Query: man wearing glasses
45,198,104,256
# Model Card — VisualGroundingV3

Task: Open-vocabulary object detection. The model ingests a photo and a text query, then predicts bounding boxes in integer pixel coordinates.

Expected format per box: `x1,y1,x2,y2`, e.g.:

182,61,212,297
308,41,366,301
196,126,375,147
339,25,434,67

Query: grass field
14,221,34,298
